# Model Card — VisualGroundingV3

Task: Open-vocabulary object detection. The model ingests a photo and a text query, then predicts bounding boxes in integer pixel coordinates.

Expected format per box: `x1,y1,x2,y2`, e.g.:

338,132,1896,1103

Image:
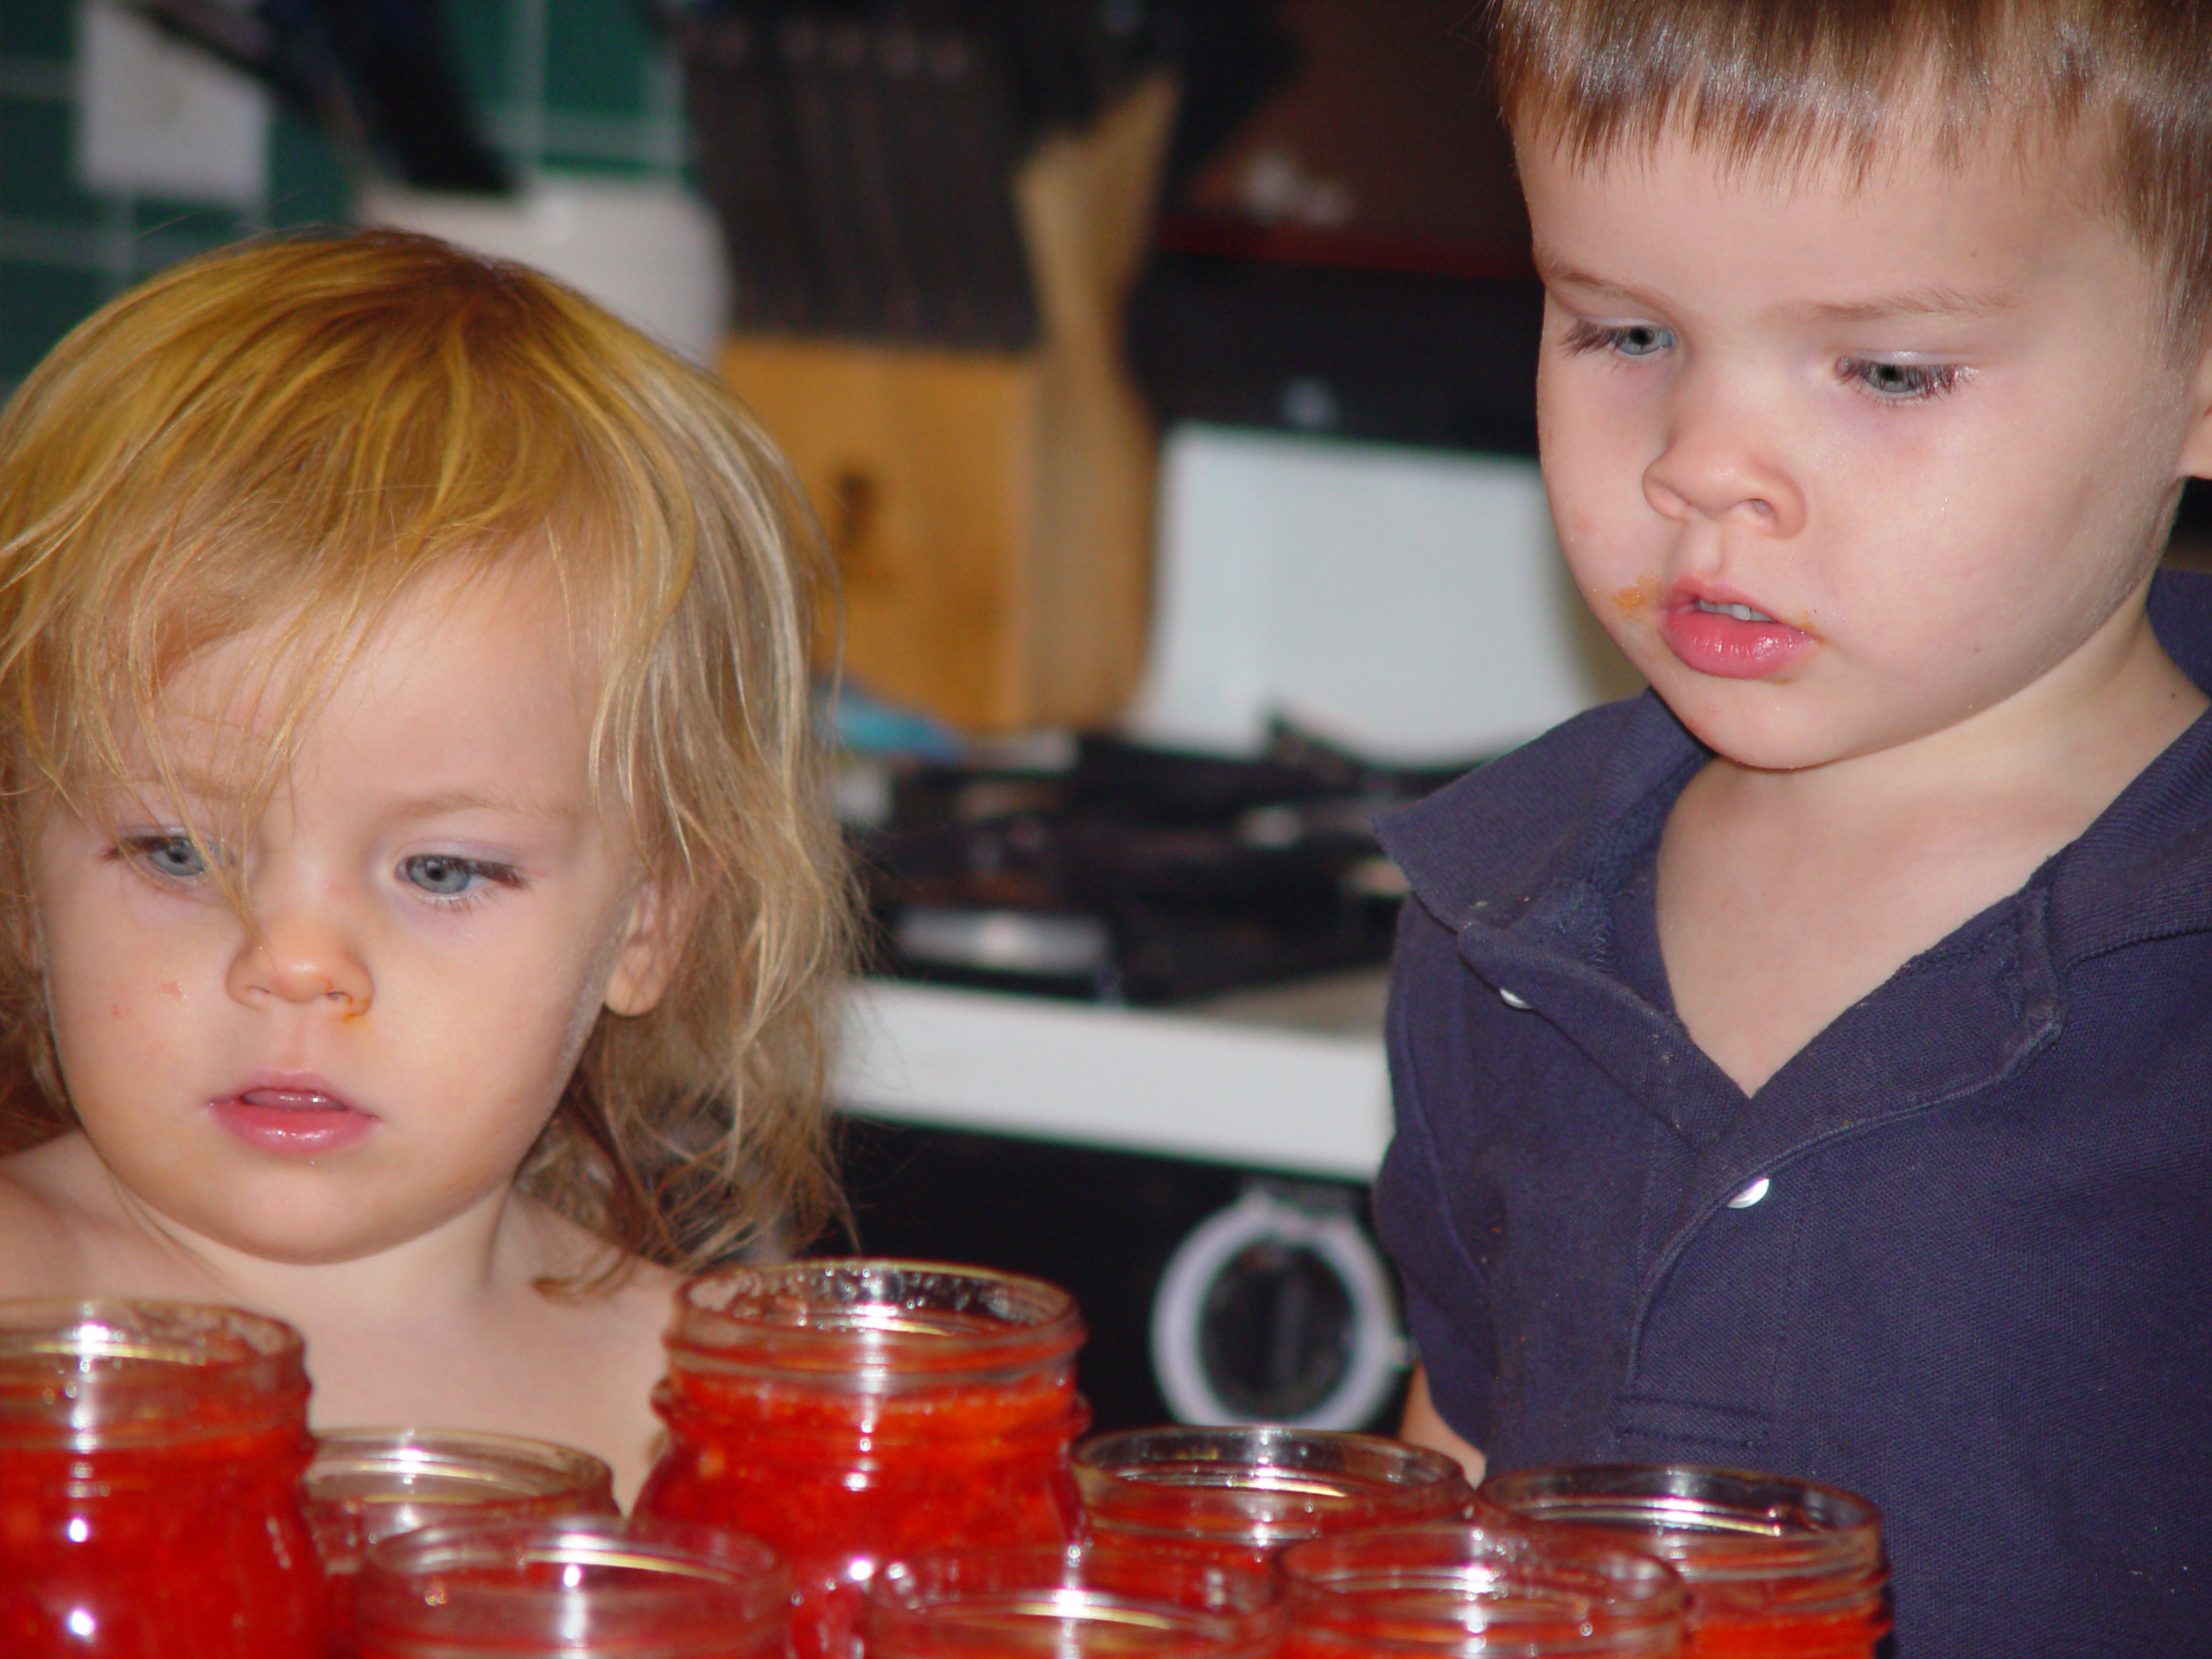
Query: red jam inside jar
634,1260,1090,1659
1074,1425,1481,1570
355,1516,788,1658
0,1298,329,1656
861,1542,1284,1659
1479,1465,1890,1659
305,1428,620,1655
1276,1522,1688,1658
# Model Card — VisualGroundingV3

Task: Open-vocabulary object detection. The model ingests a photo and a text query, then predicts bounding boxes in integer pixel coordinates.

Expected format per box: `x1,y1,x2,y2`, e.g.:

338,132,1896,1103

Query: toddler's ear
603,880,690,1018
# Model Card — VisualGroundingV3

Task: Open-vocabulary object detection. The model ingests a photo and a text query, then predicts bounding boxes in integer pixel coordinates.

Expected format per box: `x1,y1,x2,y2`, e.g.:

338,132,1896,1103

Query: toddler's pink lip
209,1078,376,1154
1658,583,1815,679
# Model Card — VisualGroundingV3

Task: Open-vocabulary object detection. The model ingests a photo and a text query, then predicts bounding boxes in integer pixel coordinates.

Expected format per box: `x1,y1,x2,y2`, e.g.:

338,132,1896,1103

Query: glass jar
0,1298,328,1656
1074,1425,1483,1569
356,1516,787,1658
306,1428,620,1654
1478,1465,1889,1658
1277,1522,1688,1658
861,1542,1283,1659
634,1260,1090,1659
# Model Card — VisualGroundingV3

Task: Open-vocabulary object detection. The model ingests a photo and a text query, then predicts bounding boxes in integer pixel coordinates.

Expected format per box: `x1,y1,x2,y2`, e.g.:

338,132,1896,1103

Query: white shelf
835,979,1392,1181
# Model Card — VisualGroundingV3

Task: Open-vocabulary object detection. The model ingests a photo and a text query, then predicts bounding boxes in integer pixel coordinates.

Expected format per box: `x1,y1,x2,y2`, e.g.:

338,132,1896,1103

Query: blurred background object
1,0,690,383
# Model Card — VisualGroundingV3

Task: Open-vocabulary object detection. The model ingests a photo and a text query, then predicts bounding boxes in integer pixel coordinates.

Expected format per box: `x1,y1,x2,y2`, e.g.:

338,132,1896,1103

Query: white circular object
1149,1185,1403,1430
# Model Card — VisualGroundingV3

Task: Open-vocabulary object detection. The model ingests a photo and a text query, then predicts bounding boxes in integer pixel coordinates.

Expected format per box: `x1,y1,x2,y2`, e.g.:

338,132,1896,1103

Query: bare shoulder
0,1137,93,1298
507,1204,686,1503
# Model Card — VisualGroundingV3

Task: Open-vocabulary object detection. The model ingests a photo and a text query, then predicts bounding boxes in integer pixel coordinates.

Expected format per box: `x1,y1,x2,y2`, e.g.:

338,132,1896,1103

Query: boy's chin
1656,679,1859,775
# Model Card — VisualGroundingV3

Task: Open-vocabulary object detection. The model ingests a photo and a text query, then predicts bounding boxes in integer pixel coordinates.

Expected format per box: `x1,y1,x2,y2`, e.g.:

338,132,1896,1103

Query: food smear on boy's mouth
210,1082,377,1154
1659,584,1816,678
1610,575,1664,617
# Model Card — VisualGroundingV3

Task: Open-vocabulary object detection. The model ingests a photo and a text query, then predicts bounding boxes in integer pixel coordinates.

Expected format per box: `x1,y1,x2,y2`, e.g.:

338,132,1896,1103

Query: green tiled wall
0,0,688,385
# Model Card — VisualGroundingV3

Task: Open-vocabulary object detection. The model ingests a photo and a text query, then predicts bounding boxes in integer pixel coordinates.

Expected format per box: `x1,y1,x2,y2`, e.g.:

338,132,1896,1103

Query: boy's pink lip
1657,579,1817,679
207,1072,377,1154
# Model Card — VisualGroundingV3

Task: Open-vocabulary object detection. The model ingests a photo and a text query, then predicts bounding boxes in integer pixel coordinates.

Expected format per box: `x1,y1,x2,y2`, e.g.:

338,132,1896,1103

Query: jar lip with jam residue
0,1297,309,1448
1478,1464,1886,1613
1074,1424,1479,1542
356,1515,789,1656
663,1258,1087,1389
1276,1522,1688,1656
862,1541,1287,1659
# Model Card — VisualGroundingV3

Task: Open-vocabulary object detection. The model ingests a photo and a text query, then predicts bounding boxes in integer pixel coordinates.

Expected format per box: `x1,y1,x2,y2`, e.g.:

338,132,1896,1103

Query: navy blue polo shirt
1375,569,2212,1657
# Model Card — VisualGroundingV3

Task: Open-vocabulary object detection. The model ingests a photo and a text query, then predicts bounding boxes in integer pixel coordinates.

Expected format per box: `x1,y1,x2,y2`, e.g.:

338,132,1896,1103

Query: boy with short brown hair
1376,1,2212,1649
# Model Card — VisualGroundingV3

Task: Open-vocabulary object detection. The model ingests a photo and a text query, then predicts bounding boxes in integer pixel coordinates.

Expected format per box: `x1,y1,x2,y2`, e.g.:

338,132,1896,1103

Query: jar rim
1277,1522,1687,1656
308,1427,617,1503
1075,1427,1472,1536
1478,1464,1885,1592
359,1516,789,1649
0,1299,309,1446
664,1259,1085,1380
863,1541,1285,1659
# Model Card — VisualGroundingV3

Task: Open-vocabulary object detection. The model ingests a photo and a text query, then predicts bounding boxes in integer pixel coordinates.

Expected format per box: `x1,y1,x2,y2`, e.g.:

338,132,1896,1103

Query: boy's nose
227,900,373,1015
1642,383,1806,537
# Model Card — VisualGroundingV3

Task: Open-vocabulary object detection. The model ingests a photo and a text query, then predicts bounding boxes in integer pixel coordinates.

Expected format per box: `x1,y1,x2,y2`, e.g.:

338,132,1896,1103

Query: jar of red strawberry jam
0,1299,328,1656
1478,1465,1889,1659
1074,1426,1483,1570
305,1428,620,1655
1277,1522,1687,1657
633,1260,1090,1659
356,1516,787,1658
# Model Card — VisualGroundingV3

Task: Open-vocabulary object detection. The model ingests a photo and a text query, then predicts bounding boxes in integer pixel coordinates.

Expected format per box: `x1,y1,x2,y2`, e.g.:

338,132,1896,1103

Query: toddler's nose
227,901,372,1015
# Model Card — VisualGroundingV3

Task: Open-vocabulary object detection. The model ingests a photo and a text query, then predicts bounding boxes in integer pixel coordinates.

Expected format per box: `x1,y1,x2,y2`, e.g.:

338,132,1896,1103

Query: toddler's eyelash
1842,358,1966,404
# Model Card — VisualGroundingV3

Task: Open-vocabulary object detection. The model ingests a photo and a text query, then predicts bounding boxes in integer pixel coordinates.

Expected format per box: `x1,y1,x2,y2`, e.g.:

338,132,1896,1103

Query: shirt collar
1381,567,2212,963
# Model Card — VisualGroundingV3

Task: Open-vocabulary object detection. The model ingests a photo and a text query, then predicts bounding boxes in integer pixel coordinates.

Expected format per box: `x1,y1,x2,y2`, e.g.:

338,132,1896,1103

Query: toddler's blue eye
129,834,207,880
402,854,480,896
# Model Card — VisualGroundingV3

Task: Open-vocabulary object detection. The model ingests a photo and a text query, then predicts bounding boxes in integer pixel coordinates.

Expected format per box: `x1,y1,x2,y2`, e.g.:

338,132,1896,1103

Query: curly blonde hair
0,228,853,1272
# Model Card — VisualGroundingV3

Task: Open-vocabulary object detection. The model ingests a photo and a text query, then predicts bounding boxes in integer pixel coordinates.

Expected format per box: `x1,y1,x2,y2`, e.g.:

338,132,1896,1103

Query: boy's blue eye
1847,359,1964,402
1564,319,1675,359
1611,323,1674,358
401,854,485,897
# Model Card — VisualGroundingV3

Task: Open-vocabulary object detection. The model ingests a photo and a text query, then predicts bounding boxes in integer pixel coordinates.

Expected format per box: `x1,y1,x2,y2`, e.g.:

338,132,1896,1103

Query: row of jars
0,1262,1890,1656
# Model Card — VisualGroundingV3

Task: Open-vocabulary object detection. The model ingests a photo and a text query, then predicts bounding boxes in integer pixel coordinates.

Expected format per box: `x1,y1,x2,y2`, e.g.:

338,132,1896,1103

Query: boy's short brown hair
0,230,853,1272
1490,0,2212,334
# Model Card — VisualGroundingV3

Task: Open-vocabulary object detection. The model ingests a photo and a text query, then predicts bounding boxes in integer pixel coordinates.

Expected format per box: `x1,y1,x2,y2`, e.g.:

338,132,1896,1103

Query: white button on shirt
1497,987,1531,1009
1726,1176,1771,1209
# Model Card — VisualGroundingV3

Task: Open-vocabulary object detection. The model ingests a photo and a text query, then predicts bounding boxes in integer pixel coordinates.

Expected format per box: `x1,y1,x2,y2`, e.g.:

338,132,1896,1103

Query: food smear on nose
1660,589,1816,679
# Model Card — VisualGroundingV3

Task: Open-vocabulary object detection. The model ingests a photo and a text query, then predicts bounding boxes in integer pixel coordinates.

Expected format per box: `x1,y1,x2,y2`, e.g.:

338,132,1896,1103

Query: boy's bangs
1491,0,2212,328
1493,0,2092,174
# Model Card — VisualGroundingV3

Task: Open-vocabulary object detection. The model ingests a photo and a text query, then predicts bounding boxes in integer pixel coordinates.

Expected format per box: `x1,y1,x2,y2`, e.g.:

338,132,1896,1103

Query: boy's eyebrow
1779,285,2024,324
1535,252,2022,324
